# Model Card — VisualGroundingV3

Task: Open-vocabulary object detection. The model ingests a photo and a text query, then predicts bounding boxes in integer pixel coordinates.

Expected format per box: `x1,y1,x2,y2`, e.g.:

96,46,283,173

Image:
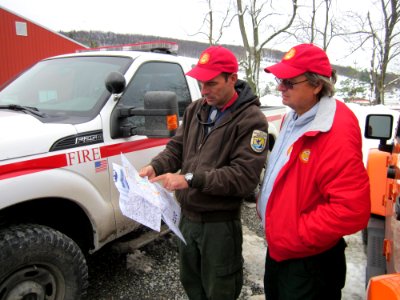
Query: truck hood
0,111,77,161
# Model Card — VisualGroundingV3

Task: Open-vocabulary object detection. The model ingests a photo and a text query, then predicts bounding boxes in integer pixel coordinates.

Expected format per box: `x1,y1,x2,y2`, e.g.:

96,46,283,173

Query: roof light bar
77,41,178,55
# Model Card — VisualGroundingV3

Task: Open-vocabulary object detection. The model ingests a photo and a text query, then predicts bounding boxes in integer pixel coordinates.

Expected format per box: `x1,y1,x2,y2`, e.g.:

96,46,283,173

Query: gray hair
304,69,337,99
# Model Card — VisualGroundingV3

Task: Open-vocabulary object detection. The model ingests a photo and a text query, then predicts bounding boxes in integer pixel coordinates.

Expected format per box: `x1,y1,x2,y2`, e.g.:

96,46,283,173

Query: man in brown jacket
139,45,268,300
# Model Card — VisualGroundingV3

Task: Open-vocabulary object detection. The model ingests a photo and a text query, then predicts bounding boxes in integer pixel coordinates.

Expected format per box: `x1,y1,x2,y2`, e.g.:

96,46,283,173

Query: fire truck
364,113,400,299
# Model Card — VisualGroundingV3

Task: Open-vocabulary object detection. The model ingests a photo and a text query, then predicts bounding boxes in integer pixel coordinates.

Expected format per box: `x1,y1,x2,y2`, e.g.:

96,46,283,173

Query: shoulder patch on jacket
250,130,268,153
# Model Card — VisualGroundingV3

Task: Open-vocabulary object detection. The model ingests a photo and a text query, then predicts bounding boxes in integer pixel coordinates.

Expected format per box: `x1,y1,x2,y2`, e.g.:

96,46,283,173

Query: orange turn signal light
166,115,178,131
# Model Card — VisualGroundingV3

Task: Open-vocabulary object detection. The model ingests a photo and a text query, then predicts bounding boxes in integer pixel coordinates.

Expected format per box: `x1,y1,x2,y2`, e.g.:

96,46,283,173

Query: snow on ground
343,232,367,300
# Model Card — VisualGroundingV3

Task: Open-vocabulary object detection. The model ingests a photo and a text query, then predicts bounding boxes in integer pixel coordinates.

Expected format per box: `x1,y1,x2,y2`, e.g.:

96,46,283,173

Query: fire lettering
66,148,101,166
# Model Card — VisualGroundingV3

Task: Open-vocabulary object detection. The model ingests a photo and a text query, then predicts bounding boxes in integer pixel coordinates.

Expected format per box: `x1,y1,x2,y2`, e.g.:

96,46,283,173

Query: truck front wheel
0,224,88,300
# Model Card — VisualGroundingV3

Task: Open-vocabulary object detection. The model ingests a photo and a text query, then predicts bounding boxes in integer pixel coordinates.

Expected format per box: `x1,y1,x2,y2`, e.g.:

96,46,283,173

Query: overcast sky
0,0,210,40
0,0,381,69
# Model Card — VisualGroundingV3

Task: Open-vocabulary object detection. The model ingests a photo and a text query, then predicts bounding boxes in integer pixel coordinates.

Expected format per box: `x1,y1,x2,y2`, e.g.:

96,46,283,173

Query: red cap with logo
264,43,332,79
186,46,238,81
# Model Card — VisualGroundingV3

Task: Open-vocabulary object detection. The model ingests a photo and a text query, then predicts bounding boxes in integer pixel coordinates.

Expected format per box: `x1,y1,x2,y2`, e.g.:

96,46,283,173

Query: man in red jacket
257,43,370,300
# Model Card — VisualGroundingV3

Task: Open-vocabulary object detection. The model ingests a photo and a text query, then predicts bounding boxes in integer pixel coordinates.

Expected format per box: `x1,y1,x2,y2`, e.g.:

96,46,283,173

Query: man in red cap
257,43,370,299
140,45,268,299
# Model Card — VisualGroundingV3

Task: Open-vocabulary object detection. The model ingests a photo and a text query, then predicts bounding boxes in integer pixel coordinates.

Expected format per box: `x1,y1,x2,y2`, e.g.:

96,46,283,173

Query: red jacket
261,99,370,262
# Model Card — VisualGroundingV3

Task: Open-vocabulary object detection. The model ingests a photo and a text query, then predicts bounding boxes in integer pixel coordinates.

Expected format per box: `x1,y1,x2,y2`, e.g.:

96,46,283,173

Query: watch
184,173,194,187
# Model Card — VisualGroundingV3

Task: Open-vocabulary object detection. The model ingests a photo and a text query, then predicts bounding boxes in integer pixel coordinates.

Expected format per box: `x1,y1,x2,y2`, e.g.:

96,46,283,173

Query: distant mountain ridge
60,30,284,60
60,30,399,89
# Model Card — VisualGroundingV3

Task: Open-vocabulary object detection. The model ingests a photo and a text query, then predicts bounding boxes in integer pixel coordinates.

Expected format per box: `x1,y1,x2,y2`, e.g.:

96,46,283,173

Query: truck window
120,61,191,119
0,56,132,124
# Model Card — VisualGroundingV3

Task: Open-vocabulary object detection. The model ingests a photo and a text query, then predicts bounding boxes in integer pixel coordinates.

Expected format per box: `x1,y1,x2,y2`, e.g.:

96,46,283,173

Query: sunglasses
275,78,308,89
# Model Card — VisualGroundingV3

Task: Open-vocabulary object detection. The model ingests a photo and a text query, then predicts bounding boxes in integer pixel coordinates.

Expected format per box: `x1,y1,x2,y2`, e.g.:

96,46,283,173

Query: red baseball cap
264,43,332,79
186,46,238,81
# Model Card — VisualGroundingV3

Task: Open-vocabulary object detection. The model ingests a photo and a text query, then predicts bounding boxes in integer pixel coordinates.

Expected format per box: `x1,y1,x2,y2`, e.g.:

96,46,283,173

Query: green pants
178,216,243,300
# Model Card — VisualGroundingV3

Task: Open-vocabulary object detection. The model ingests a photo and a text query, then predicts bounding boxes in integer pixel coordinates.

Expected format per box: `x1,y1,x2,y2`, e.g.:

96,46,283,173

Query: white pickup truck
0,42,285,299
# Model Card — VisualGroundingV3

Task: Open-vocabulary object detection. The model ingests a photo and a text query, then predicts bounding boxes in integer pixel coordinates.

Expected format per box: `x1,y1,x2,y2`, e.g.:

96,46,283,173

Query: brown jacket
150,80,268,221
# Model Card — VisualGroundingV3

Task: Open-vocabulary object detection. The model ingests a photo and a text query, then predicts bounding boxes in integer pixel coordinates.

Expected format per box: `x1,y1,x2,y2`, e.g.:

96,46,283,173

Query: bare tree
353,0,400,104
369,17,379,102
321,0,334,49
191,0,235,45
235,0,298,95
292,0,346,51
370,0,400,104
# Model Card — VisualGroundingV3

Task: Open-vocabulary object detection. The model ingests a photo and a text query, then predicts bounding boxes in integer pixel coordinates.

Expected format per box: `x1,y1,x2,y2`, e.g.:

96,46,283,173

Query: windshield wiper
0,104,48,118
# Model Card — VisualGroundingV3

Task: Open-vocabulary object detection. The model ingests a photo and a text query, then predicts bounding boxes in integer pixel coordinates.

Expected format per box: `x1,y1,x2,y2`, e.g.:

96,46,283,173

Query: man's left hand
150,173,188,191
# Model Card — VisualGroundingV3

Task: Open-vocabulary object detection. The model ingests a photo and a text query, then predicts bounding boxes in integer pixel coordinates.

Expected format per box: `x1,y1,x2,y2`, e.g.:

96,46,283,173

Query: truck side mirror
365,114,394,152
110,91,179,138
142,91,179,137
105,71,126,94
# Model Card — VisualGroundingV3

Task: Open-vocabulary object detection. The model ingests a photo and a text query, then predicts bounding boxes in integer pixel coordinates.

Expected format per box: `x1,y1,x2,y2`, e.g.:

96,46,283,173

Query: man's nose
201,85,209,95
277,83,287,92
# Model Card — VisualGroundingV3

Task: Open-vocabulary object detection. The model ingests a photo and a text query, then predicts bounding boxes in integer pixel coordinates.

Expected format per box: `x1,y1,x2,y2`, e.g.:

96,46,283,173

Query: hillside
60,30,400,104
62,30,325,66
60,30,375,74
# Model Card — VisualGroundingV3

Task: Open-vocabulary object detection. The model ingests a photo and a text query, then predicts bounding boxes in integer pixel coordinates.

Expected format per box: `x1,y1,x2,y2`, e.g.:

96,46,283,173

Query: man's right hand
139,165,156,180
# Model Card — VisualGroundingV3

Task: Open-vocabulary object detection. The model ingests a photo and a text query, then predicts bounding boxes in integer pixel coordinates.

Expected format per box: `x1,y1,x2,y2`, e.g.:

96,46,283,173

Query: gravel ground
82,202,366,300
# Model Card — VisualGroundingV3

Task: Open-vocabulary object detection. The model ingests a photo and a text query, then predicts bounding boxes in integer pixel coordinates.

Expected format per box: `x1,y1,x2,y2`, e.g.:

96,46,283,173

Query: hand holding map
113,154,186,244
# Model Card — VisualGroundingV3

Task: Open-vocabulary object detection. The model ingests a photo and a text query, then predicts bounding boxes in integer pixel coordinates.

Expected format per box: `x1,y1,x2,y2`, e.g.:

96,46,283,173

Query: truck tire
0,224,88,300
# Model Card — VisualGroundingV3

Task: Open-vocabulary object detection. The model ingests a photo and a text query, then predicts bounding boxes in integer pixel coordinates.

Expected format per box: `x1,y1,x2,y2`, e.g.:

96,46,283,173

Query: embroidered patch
283,48,296,60
199,53,210,64
299,149,311,163
250,130,268,153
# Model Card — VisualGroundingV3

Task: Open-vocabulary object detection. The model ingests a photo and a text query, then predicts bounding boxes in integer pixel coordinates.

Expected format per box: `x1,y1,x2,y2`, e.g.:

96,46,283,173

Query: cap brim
264,62,306,79
186,66,221,82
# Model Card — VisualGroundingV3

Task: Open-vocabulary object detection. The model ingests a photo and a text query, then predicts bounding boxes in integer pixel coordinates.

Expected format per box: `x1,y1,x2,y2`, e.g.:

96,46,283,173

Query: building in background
0,6,87,87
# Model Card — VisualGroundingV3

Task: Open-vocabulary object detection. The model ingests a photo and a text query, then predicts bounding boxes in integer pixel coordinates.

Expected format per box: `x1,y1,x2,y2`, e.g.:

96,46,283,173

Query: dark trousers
264,238,347,300
178,216,243,300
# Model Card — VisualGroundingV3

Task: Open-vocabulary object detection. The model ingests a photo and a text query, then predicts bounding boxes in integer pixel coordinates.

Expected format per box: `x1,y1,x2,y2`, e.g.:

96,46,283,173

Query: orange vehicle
365,113,400,299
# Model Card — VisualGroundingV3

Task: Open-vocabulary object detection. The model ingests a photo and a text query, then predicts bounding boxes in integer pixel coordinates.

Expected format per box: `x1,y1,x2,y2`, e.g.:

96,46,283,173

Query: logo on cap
283,48,296,61
199,53,210,65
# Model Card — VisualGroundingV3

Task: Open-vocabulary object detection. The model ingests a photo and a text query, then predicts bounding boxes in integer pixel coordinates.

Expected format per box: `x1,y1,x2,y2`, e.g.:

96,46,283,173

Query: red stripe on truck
0,154,67,180
100,138,169,157
266,114,283,122
0,138,169,180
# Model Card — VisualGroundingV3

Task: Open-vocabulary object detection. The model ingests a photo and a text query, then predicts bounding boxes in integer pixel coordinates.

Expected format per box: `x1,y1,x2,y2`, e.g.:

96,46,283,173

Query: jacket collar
306,96,336,135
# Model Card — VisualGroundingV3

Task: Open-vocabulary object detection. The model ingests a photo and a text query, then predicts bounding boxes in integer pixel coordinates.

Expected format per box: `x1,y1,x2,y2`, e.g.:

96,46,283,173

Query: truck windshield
0,56,132,124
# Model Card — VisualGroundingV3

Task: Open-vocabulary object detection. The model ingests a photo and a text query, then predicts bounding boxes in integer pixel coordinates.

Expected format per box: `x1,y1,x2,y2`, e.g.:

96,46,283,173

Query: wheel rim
0,264,65,300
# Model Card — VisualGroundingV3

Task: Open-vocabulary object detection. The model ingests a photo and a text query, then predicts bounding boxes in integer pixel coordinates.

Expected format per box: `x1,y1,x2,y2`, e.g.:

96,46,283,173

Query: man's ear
231,73,238,83
313,82,323,95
